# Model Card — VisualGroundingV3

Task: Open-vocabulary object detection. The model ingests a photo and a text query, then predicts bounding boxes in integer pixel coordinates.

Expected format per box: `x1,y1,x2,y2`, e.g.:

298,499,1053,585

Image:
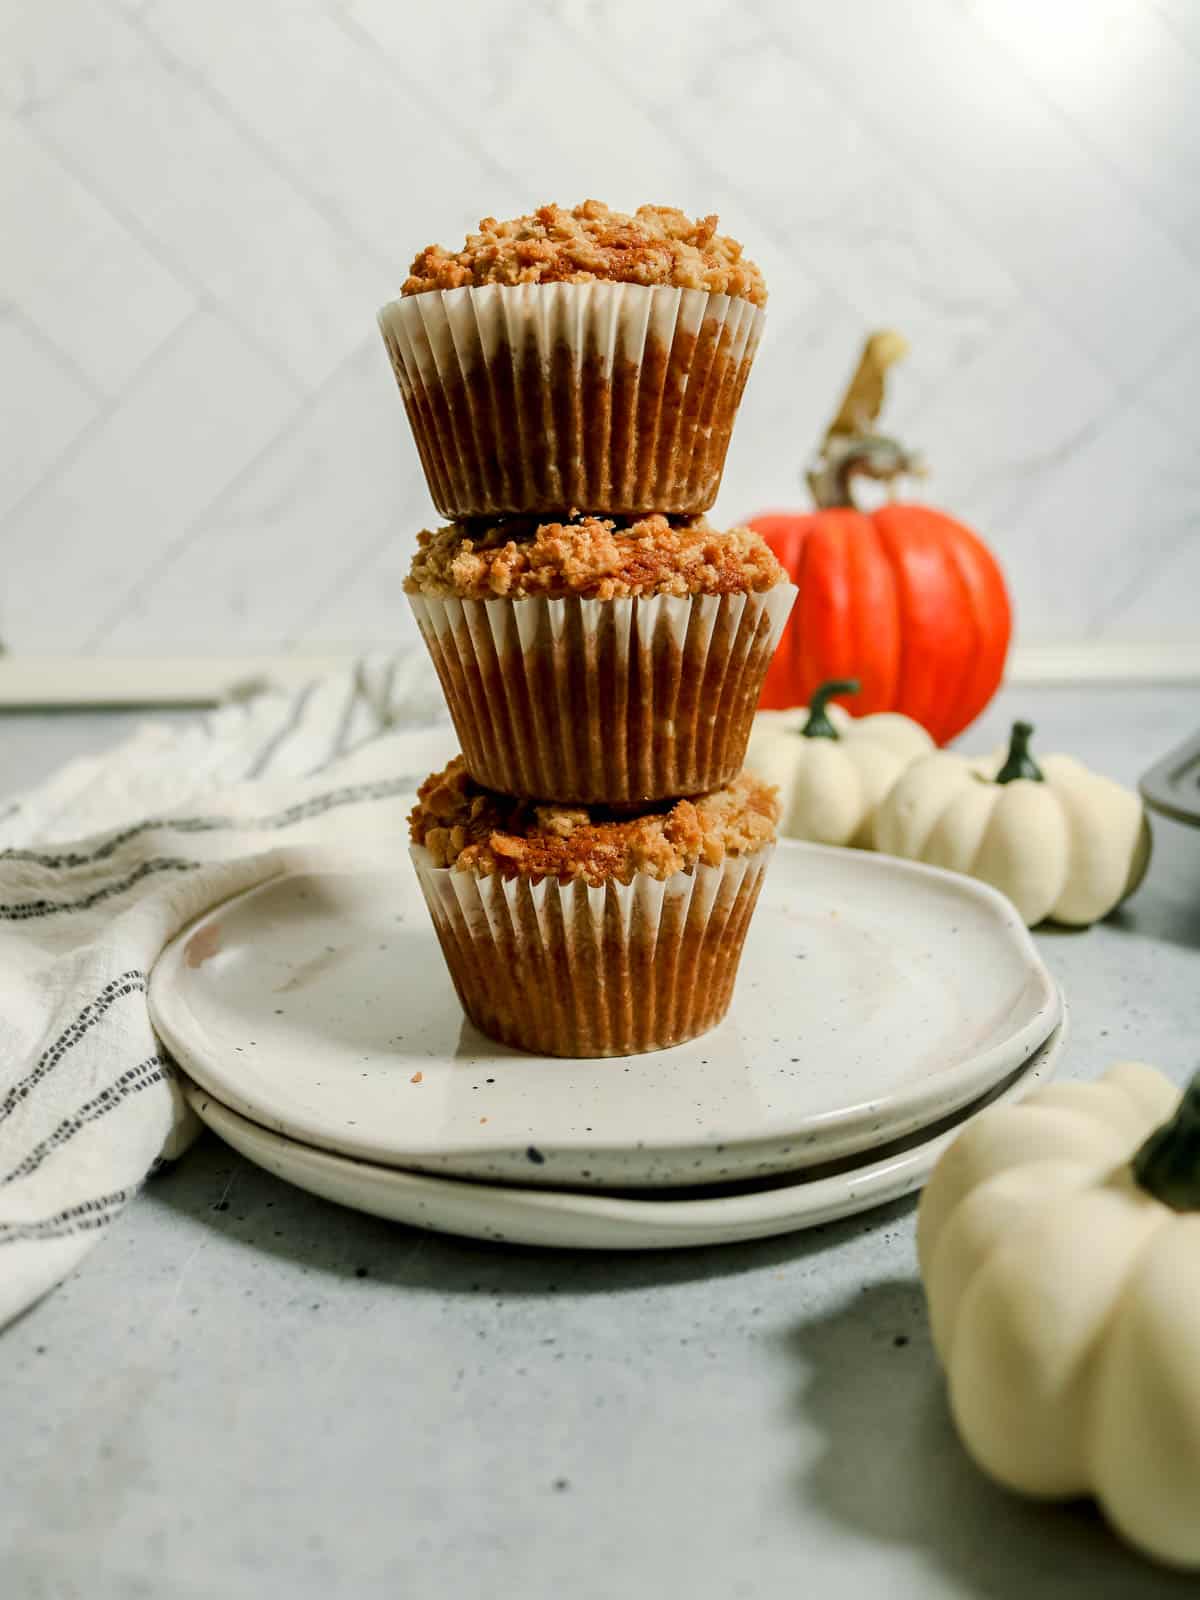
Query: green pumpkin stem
1133,1072,1200,1212
802,679,861,739
995,721,1044,784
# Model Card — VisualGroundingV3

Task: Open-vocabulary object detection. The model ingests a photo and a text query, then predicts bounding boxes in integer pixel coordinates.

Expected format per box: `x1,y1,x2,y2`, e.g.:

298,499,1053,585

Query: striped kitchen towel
0,652,452,1326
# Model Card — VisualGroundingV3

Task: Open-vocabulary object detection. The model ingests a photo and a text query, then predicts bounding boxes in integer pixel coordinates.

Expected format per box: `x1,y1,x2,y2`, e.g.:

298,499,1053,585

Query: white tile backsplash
133,0,499,272
0,118,194,395
26,7,380,391
994,400,1196,637
900,303,1117,531
771,0,1198,387
96,336,428,654
0,312,98,522
966,0,1200,260
1,0,1197,658
0,0,144,115
0,312,296,651
1154,0,1200,56
1106,520,1200,638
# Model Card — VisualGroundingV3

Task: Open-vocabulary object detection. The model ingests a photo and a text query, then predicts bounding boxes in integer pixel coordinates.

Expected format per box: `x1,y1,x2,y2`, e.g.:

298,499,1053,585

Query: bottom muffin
409,757,779,1057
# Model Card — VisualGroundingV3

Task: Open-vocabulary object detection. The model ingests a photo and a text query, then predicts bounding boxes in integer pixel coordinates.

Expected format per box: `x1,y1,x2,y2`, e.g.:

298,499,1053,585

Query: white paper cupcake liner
411,842,773,1058
407,582,796,805
379,282,765,517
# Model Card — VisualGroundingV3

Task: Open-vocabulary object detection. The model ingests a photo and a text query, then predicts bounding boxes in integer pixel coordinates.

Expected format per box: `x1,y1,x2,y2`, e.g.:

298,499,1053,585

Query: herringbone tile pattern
3,0,1197,656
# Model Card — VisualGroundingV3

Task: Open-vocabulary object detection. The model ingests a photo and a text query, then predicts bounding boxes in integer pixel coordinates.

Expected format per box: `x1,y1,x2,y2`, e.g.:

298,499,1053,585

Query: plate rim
180,1015,1066,1250
149,841,1061,1180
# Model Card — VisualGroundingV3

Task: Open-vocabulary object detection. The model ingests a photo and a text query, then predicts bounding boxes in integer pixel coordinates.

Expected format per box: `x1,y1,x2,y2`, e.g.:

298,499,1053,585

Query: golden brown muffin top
401,200,766,306
411,758,779,886
405,513,784,602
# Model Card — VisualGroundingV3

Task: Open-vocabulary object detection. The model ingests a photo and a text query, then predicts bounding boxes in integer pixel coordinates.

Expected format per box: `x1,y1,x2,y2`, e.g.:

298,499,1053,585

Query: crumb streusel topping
411,758,779,886
405,514,784,602
402,201,766,307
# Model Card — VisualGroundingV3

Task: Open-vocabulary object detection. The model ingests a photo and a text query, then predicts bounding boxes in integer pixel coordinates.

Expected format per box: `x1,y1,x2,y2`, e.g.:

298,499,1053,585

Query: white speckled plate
149,844,1061,1189
182,1018,1064,1250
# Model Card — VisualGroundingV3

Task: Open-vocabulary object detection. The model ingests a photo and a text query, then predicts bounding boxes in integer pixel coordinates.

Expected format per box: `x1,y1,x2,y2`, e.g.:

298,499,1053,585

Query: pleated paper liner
379,282,765,518
410,843,773,1058
407,583,796,806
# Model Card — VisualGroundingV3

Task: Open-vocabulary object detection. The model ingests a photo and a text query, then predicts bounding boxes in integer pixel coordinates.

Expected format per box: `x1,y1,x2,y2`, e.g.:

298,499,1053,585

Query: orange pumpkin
751,333,1011,746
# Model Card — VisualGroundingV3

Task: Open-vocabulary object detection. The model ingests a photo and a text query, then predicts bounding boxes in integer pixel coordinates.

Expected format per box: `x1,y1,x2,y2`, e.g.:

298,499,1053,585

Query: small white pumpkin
872,720,1151,925
746,678,934,847
918,1063,1200,1569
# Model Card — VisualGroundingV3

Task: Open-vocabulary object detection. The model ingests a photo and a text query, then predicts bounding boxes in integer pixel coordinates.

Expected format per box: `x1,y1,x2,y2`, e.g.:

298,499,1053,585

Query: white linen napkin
0,653,452,1327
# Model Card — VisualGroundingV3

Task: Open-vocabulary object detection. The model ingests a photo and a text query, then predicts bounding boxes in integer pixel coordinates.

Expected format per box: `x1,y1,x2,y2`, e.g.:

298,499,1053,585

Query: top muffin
402,200,767,306
382,199,767,517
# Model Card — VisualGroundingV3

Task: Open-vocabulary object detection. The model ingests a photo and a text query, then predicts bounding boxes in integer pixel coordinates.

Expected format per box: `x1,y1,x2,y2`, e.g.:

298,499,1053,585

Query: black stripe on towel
0,857,200,923
1,1054,170,1186
0,972,145,1123
0,1187,131,1245
244,680,320,780
2,773,419,872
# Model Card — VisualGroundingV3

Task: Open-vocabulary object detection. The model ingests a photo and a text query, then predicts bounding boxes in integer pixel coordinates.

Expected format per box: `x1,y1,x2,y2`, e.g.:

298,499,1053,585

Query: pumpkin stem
807,331,924,510
1133,1072,1200,1211
802,679,860,739
807,436,924,511
995,721,1044,784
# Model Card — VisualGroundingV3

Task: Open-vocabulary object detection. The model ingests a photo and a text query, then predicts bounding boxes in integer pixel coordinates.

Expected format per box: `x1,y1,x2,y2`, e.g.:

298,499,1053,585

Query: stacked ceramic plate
149,842,1064,1250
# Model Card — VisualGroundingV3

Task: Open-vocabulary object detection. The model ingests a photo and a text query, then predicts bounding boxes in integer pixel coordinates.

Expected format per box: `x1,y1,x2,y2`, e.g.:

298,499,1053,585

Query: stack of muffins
379,201,797,1058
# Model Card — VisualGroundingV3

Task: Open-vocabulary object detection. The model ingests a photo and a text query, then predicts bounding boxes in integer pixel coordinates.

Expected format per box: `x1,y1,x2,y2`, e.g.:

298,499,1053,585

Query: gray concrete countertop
4,684,1200,1600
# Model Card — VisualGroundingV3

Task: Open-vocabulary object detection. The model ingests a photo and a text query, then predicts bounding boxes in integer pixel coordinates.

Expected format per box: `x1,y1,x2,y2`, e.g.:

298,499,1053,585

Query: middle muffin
406,511,797,806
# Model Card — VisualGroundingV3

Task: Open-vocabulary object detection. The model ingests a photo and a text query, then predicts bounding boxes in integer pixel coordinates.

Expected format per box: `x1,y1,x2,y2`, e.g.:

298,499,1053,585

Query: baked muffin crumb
406,514,784,601
411,758,779,886
402,200,766,306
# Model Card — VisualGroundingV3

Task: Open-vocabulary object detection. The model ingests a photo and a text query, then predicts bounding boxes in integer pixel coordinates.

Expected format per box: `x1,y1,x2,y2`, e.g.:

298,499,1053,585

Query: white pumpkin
918,1062,1200,1569
872,720,1151,925
746,679,933,847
